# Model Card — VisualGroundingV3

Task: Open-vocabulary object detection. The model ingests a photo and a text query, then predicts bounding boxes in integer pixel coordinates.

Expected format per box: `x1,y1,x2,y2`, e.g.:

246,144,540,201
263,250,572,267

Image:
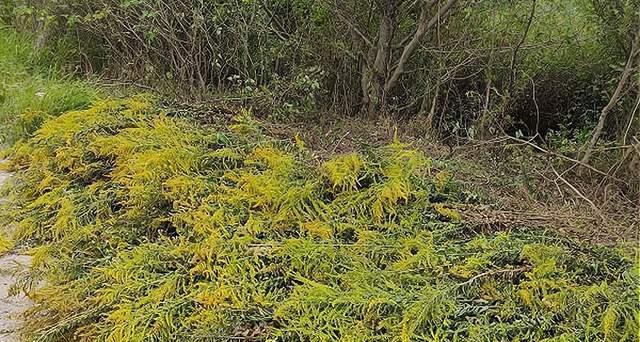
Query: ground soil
0,169,31,342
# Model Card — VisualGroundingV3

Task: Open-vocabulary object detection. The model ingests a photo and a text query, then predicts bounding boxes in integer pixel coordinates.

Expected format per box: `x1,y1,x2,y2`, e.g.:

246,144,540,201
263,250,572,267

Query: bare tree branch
316,0,375,48
393,0,439,49
581,26,640,165
508,0,537,95
384,0,459,92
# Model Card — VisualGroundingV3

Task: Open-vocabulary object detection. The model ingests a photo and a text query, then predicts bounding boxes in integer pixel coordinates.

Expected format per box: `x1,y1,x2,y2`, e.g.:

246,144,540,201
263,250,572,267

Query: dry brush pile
0,97,637,341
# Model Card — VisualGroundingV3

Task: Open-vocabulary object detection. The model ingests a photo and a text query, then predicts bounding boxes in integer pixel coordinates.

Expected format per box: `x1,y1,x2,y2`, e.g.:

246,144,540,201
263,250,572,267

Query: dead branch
580,25,640,165
508,0,537,95
457,266,531,287
551,165,602,216
384,0,459,92
505,136,625,183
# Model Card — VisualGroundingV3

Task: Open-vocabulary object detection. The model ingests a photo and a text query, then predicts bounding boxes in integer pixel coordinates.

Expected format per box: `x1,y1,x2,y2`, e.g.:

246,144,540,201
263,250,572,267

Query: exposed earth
0,169,31,342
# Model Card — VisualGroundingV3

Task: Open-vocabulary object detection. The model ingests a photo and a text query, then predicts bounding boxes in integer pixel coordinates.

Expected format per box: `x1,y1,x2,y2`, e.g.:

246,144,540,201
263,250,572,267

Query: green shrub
8,0,624,138
1,97,637,341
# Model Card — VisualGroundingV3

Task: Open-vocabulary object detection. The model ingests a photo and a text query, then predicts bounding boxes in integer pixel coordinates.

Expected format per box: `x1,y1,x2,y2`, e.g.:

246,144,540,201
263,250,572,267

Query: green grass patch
0,26,97,146
1,97,637,341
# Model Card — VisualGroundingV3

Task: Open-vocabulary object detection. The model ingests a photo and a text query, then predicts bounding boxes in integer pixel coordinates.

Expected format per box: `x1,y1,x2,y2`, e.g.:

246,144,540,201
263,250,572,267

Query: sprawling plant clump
1,97,637,341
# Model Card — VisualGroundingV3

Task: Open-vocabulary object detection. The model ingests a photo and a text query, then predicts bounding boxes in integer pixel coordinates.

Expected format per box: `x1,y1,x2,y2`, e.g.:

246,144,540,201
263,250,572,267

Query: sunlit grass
0,26,97,145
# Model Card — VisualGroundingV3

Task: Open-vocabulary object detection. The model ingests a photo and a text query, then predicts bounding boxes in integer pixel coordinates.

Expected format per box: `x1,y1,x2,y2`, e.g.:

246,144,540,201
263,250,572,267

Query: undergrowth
0,25,96,146
0,97,638,341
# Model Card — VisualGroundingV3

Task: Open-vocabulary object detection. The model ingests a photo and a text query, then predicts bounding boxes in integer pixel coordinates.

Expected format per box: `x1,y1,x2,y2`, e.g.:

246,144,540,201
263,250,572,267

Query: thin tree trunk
384,0,459,92
477,79,493,138
367,0,398,116
422,81,440,132
622,89,640,145
580,28,640,165
508,0,536,96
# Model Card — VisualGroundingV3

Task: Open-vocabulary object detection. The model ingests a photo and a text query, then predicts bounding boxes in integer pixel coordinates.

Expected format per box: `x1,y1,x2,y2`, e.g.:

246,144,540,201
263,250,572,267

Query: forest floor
258,113,638,247
0,168,32,342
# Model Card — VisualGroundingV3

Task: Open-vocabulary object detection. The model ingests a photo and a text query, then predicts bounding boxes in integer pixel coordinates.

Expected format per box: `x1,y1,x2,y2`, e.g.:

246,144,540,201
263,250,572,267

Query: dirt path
0,169,32,342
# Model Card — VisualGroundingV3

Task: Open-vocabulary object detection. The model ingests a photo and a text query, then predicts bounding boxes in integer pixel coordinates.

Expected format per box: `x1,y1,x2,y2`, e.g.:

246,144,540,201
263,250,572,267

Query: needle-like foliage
1,97,637,342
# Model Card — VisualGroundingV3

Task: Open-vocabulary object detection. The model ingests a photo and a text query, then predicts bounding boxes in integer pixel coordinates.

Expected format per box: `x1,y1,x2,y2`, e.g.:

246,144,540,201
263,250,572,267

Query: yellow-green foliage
0,97,637,342
434,204,462,222
0,234,12,254
322,153,364,191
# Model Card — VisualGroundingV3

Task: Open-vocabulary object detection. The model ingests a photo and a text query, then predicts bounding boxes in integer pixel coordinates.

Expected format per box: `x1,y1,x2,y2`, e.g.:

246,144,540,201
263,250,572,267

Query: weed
0,26,96,146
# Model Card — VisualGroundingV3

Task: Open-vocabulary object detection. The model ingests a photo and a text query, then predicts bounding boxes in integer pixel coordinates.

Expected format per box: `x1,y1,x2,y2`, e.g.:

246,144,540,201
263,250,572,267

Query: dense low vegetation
0,1,637,342
0,98,637,341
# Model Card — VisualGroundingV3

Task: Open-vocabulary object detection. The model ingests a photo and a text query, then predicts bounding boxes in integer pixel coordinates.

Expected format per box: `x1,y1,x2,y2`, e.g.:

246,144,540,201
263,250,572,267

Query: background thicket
1,0,638,201
2,0,637,137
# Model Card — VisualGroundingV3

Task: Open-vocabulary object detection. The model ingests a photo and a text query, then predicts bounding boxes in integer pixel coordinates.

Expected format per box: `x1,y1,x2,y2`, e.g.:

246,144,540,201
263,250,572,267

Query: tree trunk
580,27,640,165
356,0,460,117
507,0,537,96
477,80,493,139
385,0,459,92
365,0,398,116
421,80,440,132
